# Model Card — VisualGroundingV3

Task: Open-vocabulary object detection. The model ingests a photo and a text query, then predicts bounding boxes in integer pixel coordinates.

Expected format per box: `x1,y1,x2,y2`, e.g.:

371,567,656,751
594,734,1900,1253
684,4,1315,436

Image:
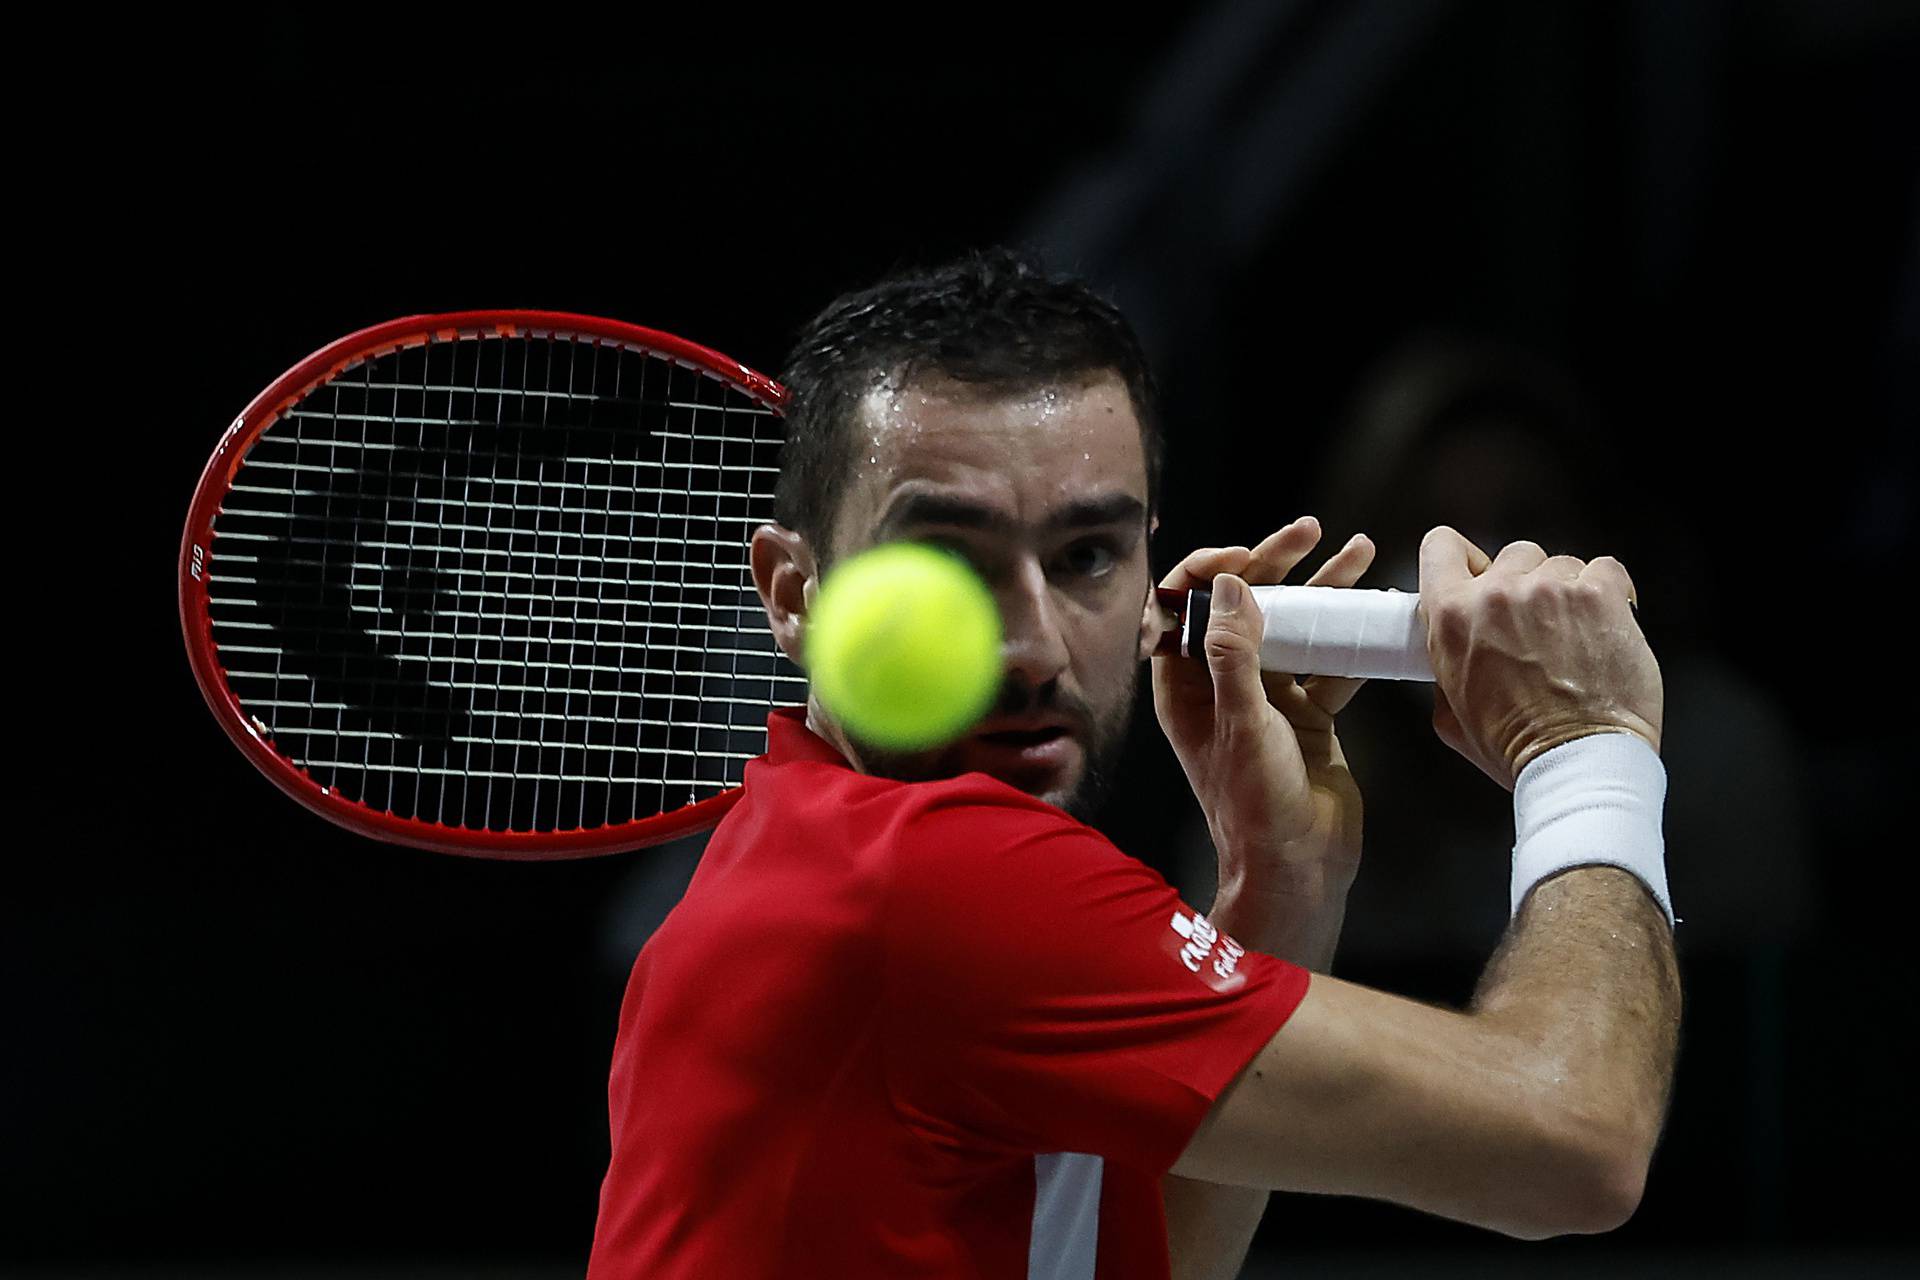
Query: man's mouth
963,721,1081,777
975,726,1070,748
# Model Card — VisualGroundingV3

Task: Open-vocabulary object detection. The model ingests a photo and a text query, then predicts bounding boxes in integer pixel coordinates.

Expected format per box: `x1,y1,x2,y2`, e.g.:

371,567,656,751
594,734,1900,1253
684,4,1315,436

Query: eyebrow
877,489,1147,538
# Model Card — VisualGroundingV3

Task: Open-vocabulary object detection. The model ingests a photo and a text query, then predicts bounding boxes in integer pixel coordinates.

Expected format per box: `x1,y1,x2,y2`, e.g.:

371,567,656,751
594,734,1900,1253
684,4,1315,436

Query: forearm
1470,865,1682,1186
1172,869,1679,1237
1161,863,1352,1280
1162,1172,1267,1280
1210,859,1352,974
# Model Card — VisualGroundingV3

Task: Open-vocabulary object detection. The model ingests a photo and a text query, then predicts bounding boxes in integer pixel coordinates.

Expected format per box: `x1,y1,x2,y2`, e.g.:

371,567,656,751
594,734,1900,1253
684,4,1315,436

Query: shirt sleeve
879,783,1311,1175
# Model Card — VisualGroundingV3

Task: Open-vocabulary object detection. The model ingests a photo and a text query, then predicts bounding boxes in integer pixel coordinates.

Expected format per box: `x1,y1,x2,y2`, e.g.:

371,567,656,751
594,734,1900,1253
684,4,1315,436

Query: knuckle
1203,621,1256,663
1519,581,1564,613
1484,580,1524,613
1202,639,1252,674
1571,579,1608,607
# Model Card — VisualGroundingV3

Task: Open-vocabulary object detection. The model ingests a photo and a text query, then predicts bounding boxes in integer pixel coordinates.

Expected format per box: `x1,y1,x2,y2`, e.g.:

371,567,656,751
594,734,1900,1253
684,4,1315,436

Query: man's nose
996,557,1071,691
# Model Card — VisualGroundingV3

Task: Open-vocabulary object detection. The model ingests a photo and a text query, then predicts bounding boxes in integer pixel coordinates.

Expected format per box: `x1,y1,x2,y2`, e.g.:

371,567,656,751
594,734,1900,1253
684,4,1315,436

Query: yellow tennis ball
806,542,1003,750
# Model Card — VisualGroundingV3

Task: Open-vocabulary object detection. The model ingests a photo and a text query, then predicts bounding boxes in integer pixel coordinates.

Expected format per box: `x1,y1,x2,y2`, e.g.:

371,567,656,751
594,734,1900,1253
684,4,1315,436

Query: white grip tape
1249,585,1433,681
1511,731,1674,927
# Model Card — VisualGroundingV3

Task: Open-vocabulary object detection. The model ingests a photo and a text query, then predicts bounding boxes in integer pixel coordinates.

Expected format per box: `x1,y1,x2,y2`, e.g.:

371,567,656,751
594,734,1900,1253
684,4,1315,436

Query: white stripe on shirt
1029,1152,1103,1280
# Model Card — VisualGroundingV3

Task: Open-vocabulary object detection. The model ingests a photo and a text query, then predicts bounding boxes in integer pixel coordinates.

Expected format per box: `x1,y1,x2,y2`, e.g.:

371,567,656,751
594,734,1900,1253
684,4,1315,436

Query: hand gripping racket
181,311,1434,861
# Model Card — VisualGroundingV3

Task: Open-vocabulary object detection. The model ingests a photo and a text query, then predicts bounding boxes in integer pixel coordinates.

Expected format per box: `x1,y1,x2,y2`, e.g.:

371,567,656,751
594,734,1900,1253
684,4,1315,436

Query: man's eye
1059,540,1118,578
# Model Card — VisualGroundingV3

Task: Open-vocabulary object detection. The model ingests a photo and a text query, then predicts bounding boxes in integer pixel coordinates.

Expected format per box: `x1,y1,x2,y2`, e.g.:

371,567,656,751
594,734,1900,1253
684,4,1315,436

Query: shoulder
891,772,1147,888
900,770,1093,833
879,775,1184,987
730,756,1161,914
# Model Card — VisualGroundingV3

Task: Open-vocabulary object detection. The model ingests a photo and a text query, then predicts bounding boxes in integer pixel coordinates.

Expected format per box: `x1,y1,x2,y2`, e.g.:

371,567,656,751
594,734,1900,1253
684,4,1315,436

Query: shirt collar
765,705,852,768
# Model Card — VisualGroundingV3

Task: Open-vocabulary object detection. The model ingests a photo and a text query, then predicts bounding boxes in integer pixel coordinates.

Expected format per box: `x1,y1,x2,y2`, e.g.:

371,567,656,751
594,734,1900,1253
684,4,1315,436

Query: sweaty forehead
830,372,1148,547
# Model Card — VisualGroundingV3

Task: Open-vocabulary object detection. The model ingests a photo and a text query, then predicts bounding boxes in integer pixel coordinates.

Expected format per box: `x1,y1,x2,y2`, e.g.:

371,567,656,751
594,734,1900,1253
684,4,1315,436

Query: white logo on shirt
1170,910,1244,981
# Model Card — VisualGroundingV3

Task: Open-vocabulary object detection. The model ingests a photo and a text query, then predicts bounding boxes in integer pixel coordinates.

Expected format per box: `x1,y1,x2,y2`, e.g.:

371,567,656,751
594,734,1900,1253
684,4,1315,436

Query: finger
1158,545,1252,592
1202,572,1270,730
1302,533,1376,589
1242,516,1323,585
1490,540,1549,575
1153,550,1250,703
1418,526,1492,595
1302,673,1367,717
1579,555,1638,608
1540,553,1587,581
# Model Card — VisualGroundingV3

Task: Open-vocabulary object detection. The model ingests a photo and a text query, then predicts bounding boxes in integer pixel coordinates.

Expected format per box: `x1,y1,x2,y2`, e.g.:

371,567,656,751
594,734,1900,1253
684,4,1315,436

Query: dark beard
1055,689,1134,823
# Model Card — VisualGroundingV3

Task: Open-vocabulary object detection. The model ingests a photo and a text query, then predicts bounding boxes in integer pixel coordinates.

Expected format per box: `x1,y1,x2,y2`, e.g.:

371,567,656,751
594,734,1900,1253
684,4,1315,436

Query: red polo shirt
588,707,1309,1279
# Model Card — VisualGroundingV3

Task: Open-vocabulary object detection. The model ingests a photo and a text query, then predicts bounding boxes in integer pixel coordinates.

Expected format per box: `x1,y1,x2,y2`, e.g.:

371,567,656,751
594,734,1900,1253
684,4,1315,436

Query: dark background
20,1,1916,1274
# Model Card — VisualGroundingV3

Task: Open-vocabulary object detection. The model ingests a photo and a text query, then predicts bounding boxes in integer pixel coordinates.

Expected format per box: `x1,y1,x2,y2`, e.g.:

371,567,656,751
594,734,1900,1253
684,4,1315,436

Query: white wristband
1511,731,1675,928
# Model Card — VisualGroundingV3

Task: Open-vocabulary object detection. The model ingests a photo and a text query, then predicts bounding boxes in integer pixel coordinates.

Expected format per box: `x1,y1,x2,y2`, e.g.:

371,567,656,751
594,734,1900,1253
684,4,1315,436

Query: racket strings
207,333,793,835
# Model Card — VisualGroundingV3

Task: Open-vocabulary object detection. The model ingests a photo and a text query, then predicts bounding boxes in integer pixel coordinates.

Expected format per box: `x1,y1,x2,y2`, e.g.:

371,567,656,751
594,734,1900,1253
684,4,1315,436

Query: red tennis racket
180,312,795,859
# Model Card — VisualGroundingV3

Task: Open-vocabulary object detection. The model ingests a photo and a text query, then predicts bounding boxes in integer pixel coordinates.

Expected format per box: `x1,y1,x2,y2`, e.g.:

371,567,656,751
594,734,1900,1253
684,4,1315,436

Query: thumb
1202,573,1268,728
1418,525,1490,596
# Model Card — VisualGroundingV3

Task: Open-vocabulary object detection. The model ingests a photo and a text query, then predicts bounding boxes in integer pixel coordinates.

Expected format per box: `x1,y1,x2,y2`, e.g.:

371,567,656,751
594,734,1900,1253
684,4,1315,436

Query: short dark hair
774,248,1163,554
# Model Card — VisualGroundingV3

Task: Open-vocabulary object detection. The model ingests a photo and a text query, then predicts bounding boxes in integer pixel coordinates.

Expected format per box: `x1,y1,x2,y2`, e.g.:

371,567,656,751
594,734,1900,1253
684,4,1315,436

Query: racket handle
1155,585,1434,682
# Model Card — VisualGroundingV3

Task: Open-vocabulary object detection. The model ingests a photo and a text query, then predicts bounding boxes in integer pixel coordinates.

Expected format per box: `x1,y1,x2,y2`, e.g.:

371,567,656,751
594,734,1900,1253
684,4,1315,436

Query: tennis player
585,251,1679,1279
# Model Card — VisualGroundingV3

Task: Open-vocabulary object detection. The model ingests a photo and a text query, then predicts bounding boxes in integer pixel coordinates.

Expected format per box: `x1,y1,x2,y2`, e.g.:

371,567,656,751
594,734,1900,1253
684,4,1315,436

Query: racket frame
179,311,789,859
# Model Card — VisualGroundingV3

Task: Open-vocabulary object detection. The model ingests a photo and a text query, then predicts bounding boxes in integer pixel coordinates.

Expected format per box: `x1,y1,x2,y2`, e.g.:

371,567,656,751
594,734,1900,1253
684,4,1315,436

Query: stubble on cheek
1054,664,1143,822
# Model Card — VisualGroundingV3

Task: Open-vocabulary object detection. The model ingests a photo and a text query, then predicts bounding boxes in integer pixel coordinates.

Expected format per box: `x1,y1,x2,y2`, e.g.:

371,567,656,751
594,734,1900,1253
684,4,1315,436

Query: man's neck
805,698,864,773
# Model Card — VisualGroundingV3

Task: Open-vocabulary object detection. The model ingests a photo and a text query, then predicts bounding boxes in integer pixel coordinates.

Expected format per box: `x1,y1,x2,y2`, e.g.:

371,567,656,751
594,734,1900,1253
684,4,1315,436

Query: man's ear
750,523,819,667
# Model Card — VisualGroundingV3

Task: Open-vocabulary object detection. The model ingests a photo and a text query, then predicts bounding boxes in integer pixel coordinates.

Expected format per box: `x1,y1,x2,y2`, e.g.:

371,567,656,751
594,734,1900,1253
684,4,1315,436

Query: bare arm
1150,524,1373,1280
1175,528,1679,1240
1176,864,1678,1238
1163,871,1347,1280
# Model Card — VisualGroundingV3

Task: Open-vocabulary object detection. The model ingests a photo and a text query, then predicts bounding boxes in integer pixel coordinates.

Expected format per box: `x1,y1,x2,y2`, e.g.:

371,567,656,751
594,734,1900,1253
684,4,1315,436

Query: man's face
809,371,1154,820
